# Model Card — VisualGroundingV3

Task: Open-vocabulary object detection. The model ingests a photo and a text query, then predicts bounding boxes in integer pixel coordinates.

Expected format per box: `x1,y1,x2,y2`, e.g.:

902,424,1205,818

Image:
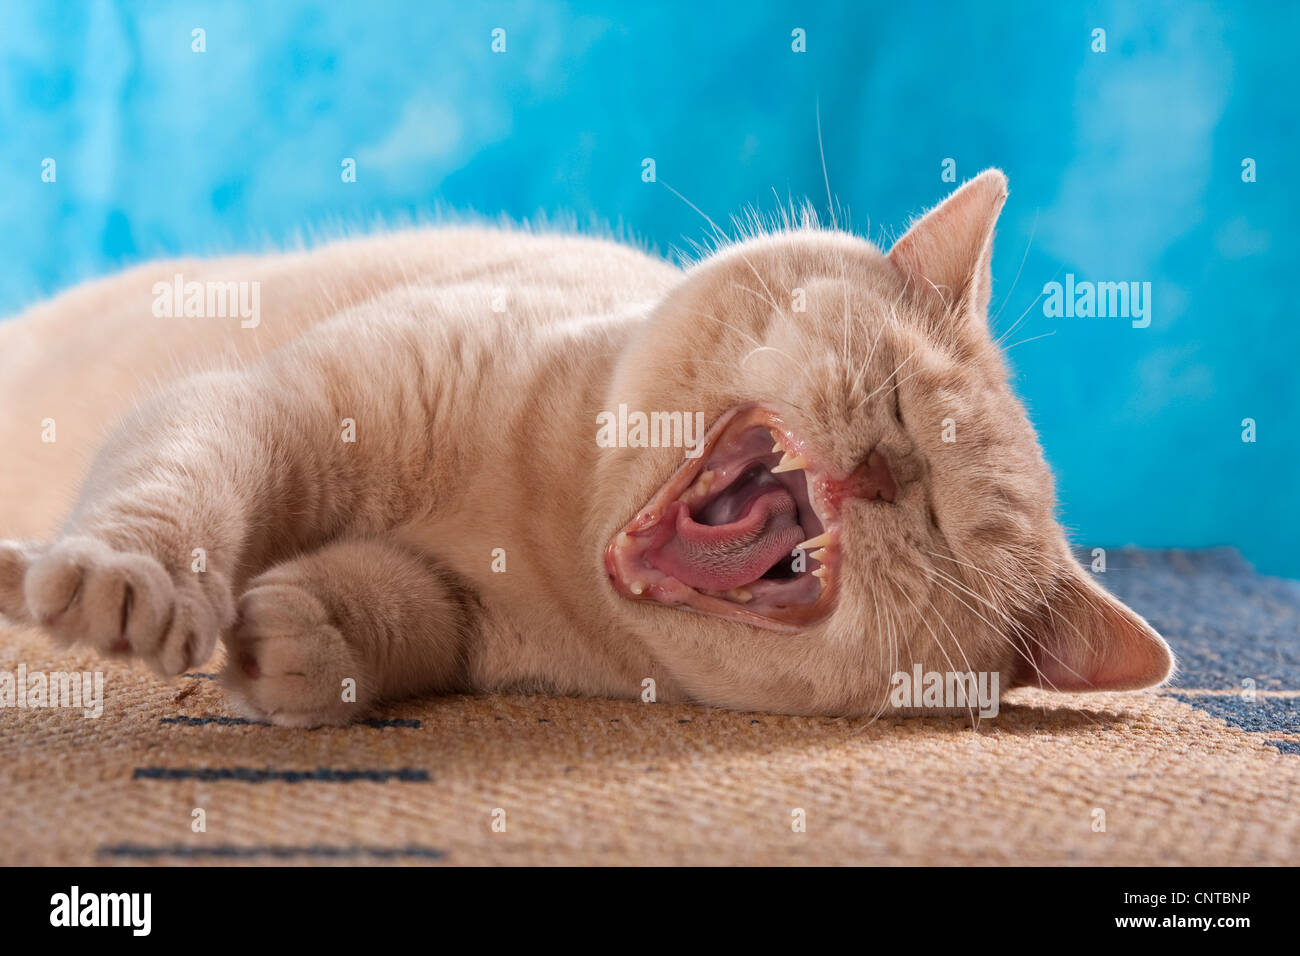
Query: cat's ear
1013,565,1174,692
887,168,1008,326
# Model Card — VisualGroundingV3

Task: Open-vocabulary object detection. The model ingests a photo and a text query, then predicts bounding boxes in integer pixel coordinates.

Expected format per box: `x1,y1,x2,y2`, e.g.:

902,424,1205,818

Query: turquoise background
1,1,1295,575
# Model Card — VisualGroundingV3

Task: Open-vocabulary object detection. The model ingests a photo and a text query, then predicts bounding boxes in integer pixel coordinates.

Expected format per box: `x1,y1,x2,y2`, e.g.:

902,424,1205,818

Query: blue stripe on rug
159,715,421,729
133,767,429,782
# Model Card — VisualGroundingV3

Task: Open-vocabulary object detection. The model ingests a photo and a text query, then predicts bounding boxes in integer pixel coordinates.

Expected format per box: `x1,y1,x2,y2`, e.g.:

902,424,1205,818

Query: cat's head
595,170,1172,715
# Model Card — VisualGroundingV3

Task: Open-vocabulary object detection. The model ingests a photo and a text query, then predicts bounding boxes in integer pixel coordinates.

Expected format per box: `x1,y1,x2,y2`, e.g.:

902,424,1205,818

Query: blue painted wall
1,1,1295,575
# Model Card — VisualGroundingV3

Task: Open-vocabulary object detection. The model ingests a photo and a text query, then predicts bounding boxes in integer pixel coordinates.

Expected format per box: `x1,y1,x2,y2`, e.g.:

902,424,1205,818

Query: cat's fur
0,171,1173,725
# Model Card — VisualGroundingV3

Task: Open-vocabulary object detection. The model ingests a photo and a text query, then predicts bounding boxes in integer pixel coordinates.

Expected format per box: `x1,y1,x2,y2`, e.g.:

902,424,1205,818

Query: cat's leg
0,533,237,677
219,536,468,727
0,308,464,677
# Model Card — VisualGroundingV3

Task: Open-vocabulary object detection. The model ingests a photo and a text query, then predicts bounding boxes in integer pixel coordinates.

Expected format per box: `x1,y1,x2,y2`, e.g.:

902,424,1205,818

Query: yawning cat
0,170,1173,725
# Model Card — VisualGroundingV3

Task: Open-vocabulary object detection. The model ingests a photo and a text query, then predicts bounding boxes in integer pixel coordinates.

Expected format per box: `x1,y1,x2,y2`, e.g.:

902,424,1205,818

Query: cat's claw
0,536,233,676
220,582,366,728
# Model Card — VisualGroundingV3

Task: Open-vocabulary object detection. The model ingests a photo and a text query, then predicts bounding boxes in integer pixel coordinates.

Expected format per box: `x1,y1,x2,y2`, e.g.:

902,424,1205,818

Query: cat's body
0,172,1174,725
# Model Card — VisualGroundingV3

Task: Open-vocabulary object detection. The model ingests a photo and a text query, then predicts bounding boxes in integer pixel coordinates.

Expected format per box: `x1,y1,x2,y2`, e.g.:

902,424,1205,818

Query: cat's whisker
1002,330,1056,352
724,275,790,321
886,576,979,728
921,575,1084,732
921,547,1034,598
812,98,855,392
921,570,1055,695
847,309,889,401
868,593,888,721
847,291,907,402
923,545,1102,659
922,585,986,731
989,206,1038,326
858,588,899,728
918,565,1052,686
864,593,900,726
923,563,1019,631
920,565,1103,718
919,275,953,315
994,264,1062,348
659,179,787,318
854,342,918,411
855,347,929,411
816,98,837,233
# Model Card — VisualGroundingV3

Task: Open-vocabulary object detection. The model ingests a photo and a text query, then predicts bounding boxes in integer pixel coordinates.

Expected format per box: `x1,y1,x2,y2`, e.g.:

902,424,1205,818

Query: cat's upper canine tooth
770,452,807,474
797,532,831,550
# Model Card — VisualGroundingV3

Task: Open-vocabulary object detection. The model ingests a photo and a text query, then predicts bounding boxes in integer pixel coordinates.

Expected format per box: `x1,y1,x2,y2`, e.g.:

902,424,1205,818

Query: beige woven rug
4,548,1298,866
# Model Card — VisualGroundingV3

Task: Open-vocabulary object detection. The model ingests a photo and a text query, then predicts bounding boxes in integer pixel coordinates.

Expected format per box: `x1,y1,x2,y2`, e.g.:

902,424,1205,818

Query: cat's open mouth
604,404,838,631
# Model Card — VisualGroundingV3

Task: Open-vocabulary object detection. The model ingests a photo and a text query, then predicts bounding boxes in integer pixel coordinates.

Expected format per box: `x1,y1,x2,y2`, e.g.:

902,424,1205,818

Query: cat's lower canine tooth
797,532,831,550
727,587,753,603
771,452,806,474
810,548,828,562
629,582,646,595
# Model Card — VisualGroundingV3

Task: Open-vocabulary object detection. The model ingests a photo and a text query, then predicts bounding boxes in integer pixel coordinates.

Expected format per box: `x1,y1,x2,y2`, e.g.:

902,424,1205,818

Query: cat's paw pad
7,536,233,676
220,583,366,728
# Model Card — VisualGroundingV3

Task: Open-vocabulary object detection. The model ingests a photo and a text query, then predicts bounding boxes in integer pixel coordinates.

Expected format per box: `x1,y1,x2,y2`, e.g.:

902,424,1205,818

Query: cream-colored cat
0,171,1172,725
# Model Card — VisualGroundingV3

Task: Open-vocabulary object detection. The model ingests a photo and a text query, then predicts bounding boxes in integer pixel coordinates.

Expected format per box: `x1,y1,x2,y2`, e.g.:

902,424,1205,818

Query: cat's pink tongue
648,491,804,592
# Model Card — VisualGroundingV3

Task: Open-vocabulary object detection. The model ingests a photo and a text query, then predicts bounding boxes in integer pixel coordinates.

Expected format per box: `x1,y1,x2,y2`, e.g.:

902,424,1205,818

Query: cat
0,170,1173,726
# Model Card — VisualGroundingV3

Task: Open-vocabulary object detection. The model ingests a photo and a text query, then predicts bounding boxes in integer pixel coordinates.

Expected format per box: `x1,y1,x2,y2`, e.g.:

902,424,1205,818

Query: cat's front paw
0,536,234,677
220,582,367,728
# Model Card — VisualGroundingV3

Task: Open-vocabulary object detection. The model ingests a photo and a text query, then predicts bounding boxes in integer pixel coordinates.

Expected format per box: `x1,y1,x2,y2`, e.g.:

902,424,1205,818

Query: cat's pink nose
815,448,899,513
838,449,896,503
859,449,897,502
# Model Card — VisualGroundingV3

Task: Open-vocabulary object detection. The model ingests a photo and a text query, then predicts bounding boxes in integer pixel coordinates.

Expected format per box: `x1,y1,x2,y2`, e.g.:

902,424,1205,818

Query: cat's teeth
770,452,807,474
629,582,646,596
680,470,715,504
811,567,828,587
727,587,753,603
797,532,831,550
810,548,828,562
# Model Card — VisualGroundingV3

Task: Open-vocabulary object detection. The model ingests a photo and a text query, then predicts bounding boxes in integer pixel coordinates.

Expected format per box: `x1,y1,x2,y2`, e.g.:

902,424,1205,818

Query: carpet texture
2,547,1297,866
